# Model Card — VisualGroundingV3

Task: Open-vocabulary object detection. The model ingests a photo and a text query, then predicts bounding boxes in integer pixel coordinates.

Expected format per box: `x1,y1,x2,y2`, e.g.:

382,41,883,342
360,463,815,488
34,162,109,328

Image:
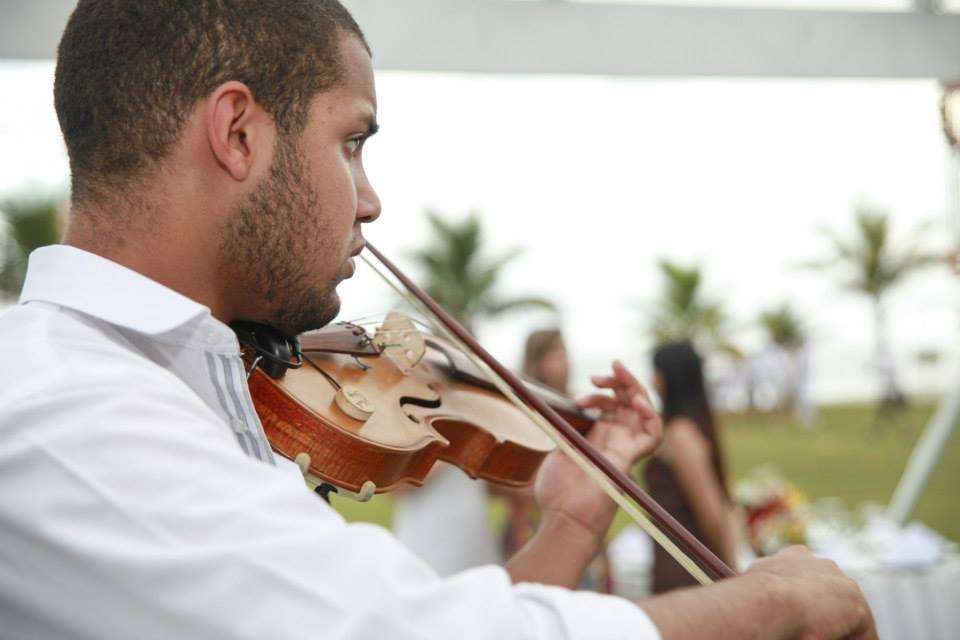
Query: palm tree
0,192,64,300
758,303,808,415
408,210,555,331
759,303,806,351
805,206,940,401
649,259,731,351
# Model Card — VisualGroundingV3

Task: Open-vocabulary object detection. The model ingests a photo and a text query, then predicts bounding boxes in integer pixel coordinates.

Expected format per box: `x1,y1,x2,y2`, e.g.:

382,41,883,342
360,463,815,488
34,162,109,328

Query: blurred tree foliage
409,210,555,331
759,303,806,351
804,206,941,398
649,259,732,352
0,192,64,299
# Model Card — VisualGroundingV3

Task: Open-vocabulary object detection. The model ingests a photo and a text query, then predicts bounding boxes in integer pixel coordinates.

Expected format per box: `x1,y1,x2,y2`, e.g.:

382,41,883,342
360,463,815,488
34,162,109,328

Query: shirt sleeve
0,356,661,640
512,581,662,640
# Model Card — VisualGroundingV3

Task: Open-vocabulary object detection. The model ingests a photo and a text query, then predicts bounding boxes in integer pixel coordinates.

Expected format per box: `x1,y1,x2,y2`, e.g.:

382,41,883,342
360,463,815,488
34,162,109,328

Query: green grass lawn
722,401,958,542
330,401,960,544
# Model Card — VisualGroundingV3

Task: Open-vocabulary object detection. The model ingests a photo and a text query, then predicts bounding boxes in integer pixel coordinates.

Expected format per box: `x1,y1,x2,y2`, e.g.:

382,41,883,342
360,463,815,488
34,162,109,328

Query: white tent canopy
1,0,960,79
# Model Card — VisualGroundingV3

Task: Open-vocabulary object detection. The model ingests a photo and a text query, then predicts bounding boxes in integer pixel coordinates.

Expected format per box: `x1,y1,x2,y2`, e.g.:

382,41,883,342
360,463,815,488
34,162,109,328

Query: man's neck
63,205,233,324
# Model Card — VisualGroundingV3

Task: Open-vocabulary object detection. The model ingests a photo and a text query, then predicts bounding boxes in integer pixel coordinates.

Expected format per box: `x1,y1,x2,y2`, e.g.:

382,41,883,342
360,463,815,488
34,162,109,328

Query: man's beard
220,137,342,336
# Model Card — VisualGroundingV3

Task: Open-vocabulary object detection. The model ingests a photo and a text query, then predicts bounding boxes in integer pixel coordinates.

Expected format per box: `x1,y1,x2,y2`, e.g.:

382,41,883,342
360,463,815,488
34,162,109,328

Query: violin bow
363,242,735,584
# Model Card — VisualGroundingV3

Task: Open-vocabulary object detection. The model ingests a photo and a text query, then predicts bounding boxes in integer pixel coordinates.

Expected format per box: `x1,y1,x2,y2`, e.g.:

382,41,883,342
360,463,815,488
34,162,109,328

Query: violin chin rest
231,321,297,379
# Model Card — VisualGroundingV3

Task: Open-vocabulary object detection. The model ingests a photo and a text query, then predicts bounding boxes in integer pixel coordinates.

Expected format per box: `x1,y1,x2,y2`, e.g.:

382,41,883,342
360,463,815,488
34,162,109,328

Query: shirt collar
19,245,214,336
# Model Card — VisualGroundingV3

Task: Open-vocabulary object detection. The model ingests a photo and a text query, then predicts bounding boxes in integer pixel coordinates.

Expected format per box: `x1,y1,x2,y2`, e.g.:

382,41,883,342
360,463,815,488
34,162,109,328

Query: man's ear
206,81,272,181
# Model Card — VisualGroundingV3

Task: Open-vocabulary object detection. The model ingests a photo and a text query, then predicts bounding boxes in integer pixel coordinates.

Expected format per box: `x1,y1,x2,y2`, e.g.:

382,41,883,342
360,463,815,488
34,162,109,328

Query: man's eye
346,138,362,154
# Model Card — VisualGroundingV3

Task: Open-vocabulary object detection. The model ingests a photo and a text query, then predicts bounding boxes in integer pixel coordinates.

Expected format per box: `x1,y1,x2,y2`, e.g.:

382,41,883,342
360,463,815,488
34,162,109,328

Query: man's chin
270,294,340,337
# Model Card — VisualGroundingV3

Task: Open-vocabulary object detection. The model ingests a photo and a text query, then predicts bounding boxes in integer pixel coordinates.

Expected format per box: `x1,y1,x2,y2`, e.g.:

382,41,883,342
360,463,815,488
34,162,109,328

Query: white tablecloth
850,556,960,640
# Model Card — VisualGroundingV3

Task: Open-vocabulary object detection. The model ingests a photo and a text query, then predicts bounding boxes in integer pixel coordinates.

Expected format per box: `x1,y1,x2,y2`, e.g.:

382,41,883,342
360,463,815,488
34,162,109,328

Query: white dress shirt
0,245,661,640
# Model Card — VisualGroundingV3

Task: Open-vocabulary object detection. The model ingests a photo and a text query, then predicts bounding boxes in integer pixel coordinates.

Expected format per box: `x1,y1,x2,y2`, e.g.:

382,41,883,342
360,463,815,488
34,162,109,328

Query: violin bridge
374,311,426,370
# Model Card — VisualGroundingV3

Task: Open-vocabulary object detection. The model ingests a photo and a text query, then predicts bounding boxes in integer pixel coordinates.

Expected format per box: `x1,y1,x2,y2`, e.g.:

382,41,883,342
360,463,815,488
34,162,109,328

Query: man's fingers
577,392,657,422
631,394,659,420
593,361,651,406
612,360,649,398
575,393,620,413
584,420,611,447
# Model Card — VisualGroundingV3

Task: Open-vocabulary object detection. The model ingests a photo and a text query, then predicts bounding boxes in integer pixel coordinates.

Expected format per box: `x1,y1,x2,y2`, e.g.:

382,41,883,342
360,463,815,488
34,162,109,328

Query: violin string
359,253,712,585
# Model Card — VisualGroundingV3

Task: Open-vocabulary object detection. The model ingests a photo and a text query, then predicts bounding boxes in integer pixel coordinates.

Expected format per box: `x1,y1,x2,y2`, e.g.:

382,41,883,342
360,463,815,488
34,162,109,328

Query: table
851,556,960,640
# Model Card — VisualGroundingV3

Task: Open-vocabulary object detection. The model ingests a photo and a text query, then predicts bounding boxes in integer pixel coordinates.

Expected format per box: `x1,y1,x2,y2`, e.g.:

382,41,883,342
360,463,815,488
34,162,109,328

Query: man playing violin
0,1,876,638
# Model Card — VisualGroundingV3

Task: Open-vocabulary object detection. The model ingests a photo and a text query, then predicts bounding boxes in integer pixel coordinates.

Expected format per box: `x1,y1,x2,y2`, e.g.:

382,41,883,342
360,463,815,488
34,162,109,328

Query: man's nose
357,178,381,223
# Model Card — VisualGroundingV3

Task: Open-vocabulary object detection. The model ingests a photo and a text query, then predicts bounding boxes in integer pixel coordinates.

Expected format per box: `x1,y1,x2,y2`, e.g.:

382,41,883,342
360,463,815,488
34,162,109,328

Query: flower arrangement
734,466,810,556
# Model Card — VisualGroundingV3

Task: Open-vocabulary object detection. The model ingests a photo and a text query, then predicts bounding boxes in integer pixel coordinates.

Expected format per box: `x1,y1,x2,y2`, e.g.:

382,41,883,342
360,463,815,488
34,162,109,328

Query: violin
234,242,735,583
234,313,586,500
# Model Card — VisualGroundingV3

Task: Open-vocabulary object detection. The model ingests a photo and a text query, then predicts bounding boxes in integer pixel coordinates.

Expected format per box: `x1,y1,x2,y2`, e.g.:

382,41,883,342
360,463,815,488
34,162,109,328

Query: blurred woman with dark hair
644,341,738,593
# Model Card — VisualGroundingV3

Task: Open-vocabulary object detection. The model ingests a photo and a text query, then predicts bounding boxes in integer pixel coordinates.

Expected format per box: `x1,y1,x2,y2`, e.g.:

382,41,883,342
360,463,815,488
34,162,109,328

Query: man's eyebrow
364,116,380,137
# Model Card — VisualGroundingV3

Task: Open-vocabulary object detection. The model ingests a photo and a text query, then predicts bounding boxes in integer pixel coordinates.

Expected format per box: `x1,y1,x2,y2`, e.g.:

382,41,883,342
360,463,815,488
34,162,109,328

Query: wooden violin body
240,317,557,498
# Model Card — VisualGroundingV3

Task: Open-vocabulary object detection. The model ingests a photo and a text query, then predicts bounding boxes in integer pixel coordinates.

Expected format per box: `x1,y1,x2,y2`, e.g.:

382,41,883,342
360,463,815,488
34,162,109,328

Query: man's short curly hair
54,0,367,204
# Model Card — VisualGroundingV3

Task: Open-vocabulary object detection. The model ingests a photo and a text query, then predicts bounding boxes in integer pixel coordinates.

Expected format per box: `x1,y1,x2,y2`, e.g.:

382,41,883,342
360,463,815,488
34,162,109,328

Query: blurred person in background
872,346,908,432
499,329,613,592
644,341,739,593
393,460,501,575
791,340,818,430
